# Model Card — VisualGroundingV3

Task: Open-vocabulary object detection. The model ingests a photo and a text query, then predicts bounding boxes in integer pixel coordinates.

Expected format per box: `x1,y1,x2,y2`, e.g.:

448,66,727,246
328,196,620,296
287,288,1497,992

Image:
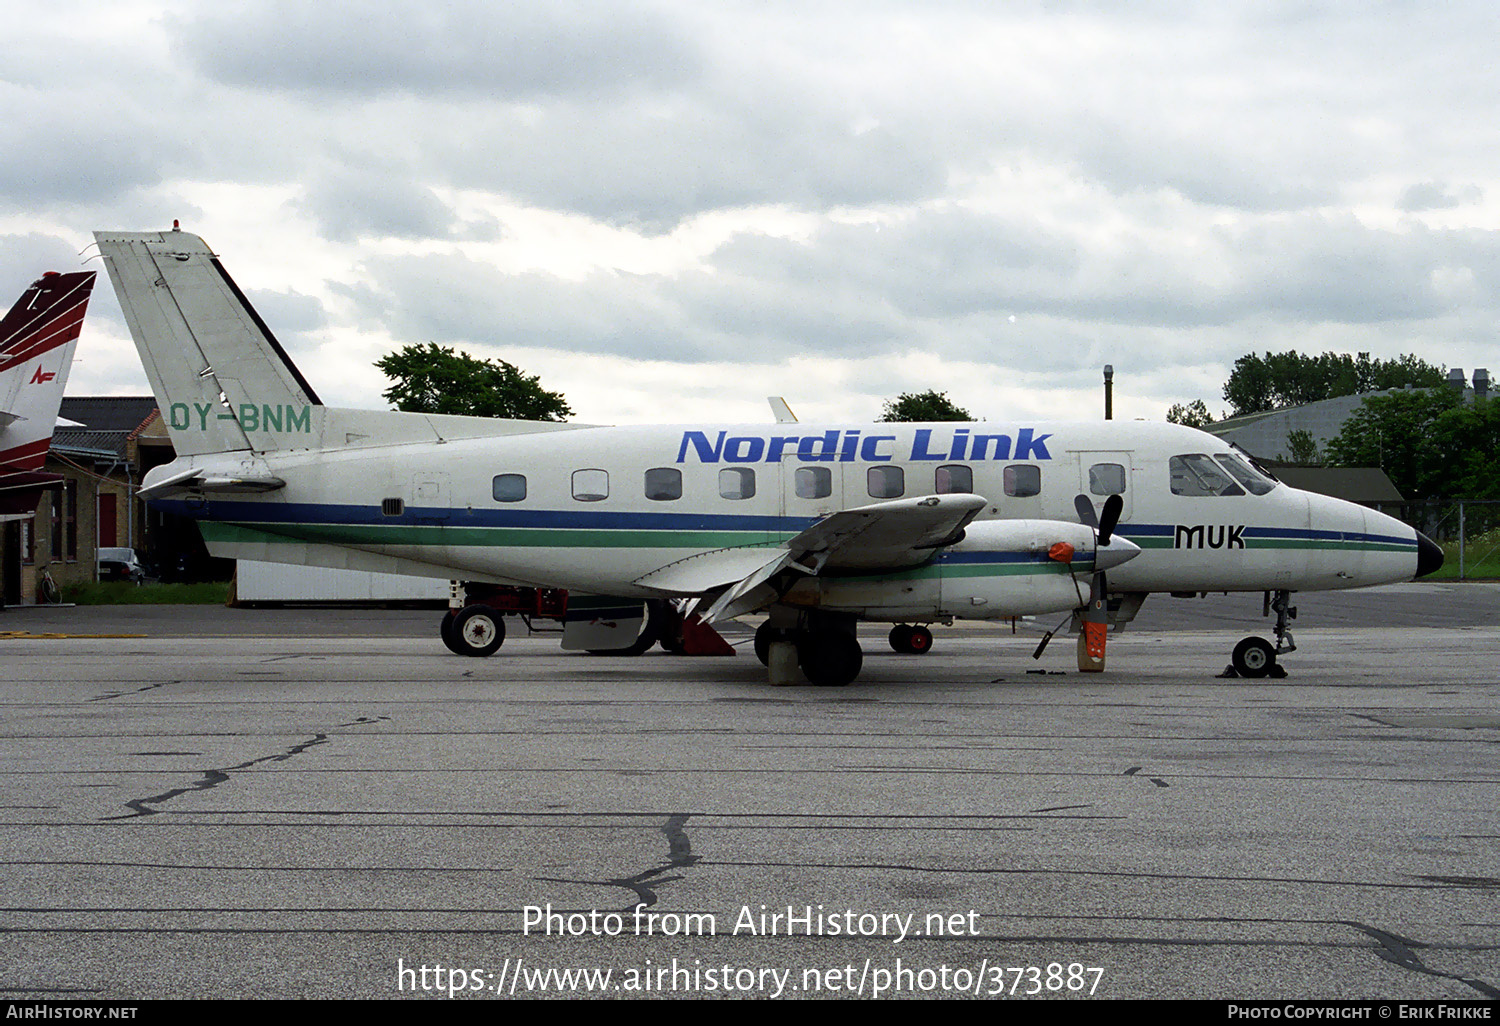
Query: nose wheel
1225,590,1296,678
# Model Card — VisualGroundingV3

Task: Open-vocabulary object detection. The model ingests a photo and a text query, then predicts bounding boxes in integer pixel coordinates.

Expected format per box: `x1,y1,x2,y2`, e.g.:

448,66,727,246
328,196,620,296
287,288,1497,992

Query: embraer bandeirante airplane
94,227,1443,685
1,269,96,522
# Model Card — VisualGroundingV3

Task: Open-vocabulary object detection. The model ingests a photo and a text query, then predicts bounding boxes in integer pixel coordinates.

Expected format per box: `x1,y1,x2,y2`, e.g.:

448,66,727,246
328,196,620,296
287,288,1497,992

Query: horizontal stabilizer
137,464,285,499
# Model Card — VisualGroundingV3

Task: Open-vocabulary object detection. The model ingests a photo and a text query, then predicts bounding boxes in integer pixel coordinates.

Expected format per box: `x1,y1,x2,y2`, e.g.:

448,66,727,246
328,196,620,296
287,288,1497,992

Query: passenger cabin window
1004,464,1041,497
795,467,831,499
935,464,973,494
492,474,527,503
867,465,904,499
644,467,682,501
719,468,755,500
1170,454,1243,497
1214,453,1276,496
1089,462,1127,496
572,469,609,502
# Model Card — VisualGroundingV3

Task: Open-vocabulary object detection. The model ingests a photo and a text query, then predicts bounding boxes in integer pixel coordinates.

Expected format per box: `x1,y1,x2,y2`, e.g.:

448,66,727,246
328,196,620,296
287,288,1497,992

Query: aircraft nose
1094,536,1141,572
1415,531,1444,578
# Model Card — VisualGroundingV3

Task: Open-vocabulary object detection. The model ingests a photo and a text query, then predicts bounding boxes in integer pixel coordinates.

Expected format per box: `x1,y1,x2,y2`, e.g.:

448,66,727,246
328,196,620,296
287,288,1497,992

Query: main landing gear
754,614,863,687
1228,589,1296,678
442,604,505,657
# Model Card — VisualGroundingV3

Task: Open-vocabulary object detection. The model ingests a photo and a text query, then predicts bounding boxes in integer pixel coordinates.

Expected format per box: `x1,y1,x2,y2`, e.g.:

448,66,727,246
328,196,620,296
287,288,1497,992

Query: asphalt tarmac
1,583,1496,1001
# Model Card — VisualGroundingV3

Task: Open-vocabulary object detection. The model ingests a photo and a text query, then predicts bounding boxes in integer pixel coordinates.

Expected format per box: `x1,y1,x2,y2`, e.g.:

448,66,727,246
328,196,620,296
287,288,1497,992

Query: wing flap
634,546,788,594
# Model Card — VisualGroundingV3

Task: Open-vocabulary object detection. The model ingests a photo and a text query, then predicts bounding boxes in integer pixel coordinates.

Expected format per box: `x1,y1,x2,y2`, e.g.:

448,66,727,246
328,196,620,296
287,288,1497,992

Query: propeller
1072,493,1125,671
1031,494,1137,665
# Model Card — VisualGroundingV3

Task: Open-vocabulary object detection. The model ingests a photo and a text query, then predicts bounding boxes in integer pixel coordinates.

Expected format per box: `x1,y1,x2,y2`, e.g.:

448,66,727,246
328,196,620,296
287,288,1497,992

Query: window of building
572,469,609,502
795,466,831,499
492,474,527,502
644,468,682,501
1004,464,1041,497
1089,462,1127,496
867,465,905,499
719,468,755,500
935,464,973,494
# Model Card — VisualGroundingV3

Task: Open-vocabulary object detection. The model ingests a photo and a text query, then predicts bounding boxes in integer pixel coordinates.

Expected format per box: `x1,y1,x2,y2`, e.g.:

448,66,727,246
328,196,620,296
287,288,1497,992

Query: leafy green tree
1166,399,1215,428
1324,389,1499,502
376,343,572,421
1284,429,1321,464
1223,351,1445,416
879,390,973,422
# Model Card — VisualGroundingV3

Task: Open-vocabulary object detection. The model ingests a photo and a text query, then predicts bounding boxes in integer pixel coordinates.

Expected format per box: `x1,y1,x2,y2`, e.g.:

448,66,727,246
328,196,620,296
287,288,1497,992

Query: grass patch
1427,537,1500,580
60,581,231,605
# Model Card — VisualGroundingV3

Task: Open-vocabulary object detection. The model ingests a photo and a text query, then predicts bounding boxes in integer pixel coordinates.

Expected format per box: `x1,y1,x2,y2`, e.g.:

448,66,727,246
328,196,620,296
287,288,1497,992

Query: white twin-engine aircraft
95,228,1443,686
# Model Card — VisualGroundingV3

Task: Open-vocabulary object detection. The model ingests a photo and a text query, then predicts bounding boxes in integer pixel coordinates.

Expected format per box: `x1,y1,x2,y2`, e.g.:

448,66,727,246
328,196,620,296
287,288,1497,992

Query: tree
879,390,972,422
1166,399,1215,428
1284,429,1321,465
1323,389,1499,503
1223,351,1445,416
376,343,572,421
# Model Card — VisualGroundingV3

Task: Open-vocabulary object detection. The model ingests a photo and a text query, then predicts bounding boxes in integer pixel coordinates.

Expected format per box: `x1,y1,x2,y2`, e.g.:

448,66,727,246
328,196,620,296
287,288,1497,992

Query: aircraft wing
689,493,987,623
784,492,985,572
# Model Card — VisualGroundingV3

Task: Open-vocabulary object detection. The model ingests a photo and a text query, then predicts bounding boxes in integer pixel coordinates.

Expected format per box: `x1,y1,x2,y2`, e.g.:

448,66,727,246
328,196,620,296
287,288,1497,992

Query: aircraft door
1075,451,1133,524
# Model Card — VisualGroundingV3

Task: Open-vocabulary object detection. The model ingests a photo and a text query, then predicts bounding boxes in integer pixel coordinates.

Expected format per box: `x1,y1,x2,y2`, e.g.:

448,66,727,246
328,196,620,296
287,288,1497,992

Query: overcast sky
4,1,1497,426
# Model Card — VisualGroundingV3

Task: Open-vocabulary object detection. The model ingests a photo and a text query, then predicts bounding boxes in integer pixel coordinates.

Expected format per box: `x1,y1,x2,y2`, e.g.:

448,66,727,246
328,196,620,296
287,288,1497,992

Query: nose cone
1095,536,1142,572
1415,532,1444,578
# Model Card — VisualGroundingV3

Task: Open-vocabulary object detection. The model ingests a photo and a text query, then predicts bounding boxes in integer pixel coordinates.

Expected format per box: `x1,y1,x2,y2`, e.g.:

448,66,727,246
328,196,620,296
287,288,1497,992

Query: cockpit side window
1169,454,1244,497
1214,453,1276,496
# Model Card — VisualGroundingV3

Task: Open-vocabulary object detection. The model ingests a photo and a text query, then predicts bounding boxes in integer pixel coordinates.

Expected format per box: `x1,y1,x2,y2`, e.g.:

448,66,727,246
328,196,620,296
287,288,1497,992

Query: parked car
97,547,147,583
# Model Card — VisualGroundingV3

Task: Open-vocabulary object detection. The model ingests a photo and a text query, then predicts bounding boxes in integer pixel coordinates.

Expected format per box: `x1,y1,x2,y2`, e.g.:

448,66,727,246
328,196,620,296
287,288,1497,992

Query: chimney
1475,368,1490,400
1446,368,1466,392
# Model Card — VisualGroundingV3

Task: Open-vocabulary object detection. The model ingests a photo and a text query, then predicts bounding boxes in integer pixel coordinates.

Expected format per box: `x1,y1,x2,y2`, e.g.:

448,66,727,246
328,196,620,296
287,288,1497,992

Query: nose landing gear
1225,589,1296,678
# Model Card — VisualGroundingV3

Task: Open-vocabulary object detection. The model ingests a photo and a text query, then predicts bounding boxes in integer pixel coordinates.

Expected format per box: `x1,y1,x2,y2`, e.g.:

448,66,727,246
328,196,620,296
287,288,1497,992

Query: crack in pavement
1345,921,1499,999
538,812,701,913
104,734,330,820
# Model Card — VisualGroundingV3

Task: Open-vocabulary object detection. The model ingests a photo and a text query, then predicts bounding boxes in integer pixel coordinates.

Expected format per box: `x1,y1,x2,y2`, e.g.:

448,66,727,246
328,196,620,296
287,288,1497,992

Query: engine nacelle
801,518,1138,621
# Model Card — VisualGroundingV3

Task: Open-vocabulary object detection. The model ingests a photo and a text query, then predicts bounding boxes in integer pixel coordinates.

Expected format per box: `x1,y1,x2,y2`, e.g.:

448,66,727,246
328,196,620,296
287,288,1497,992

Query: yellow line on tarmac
0,631,149,639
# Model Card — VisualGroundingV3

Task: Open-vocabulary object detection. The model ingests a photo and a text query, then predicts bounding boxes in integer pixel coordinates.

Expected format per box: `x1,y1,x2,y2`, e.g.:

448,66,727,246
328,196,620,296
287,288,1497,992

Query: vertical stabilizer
0,270,95,518
94,229,322,457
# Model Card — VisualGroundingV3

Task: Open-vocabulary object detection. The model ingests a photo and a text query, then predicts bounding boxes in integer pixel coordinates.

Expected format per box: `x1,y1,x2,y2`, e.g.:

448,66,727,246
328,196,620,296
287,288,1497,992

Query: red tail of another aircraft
0,269,96,519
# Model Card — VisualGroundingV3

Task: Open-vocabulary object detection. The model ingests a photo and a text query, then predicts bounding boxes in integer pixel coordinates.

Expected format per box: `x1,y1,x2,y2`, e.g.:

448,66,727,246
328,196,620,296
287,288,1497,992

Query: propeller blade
1097,493,1123,547
1073,494,1098,529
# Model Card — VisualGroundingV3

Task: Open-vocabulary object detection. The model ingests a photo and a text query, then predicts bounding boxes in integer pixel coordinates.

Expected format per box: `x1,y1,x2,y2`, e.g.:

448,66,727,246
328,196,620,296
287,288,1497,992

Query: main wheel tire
452,604,505,657
799,631,862,687
440,609,466,655
755,622,797,666
1232,636,1275,678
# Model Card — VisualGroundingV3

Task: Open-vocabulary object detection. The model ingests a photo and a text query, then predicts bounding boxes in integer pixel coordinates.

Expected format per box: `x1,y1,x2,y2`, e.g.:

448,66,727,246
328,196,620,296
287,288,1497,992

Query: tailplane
0,269,95,519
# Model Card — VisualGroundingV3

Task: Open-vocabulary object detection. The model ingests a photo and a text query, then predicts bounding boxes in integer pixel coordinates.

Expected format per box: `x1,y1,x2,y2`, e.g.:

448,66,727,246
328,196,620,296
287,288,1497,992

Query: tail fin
0,270,95,517
94,229,322,457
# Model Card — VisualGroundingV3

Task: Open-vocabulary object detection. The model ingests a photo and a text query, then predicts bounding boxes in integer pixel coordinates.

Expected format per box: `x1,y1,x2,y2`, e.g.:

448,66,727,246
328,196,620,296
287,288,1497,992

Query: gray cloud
1397,181,1484,212
167,1,701,99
